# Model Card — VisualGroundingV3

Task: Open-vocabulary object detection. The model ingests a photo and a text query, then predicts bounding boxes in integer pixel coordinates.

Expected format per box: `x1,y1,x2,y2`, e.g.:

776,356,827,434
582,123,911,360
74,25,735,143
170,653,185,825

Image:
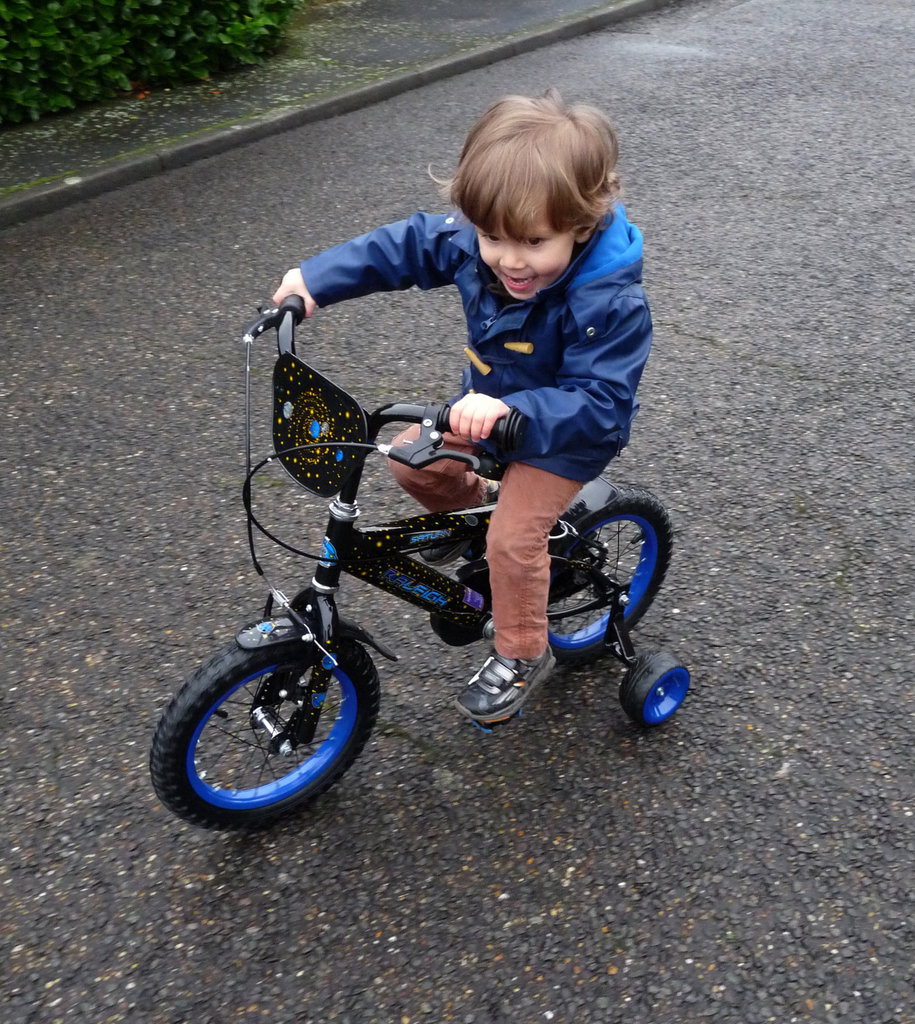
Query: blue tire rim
187,664,357,809
642,666,690,724
549,513,659,653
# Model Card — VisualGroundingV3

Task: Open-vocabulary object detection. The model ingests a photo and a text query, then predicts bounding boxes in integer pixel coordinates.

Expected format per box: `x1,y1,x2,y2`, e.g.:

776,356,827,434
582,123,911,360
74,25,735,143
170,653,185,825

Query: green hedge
0,0,304,125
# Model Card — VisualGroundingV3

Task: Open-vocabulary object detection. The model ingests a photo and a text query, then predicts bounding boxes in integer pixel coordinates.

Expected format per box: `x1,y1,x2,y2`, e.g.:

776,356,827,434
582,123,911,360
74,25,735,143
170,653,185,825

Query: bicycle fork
238,492,396,756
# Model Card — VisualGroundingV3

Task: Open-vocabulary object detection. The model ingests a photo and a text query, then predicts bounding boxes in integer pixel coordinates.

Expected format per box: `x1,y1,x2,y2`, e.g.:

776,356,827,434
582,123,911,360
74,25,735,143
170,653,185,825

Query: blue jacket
300,207,652,481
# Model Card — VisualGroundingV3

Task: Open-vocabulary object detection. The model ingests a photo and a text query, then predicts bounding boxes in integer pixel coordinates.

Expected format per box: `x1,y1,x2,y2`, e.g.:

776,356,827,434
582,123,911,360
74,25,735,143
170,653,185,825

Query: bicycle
149,296,690,830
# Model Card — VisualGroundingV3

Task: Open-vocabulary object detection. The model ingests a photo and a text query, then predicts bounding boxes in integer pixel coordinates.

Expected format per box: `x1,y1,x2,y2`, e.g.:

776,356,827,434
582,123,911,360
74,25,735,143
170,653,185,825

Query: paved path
2,1,914,1021
0,0,672,226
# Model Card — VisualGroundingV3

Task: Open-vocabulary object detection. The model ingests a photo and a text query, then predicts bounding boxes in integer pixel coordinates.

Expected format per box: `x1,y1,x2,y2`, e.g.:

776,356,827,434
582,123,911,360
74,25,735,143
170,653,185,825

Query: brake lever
387,445,481,471
382,434,481,472
381,404,482,471
242,305,279,344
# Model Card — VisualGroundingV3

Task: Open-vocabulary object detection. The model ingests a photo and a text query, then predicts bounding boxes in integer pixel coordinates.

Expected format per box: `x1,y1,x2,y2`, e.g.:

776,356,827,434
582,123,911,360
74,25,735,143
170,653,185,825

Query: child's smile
476,219,592,300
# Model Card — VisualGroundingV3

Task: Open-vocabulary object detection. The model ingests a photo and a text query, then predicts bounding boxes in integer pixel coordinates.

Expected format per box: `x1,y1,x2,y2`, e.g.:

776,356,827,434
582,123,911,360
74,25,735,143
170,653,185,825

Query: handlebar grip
279,294,306,324
435,403,527,452
492,407,527,451
276,295,306,354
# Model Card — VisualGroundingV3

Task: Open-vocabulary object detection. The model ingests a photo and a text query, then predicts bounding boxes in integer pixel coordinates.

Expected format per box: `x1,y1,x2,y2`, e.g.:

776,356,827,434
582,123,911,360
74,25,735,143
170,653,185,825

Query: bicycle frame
238,298,628,673
306,471,496,628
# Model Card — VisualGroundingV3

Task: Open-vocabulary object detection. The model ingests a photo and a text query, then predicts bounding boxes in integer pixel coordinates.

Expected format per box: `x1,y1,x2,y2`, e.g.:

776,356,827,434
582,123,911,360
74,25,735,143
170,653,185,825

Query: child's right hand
449,392,510,444
272,268,317,317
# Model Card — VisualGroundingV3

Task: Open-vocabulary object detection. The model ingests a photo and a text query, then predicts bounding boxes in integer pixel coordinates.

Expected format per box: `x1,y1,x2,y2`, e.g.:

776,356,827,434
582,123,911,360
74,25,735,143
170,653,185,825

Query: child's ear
574,223,597,243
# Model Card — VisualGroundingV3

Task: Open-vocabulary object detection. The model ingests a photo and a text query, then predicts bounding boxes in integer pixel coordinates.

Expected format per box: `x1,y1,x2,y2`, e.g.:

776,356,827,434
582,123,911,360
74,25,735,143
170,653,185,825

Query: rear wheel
547,487,673,666
149,638,379,830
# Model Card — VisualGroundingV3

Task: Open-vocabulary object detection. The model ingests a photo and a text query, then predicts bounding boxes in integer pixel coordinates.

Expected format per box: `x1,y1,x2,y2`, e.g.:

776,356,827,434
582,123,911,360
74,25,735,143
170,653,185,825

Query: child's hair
444,88,621,239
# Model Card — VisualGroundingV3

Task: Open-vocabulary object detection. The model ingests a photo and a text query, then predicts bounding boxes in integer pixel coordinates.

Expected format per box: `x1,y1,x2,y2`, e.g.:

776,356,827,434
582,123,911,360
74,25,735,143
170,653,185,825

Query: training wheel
619,651,690,725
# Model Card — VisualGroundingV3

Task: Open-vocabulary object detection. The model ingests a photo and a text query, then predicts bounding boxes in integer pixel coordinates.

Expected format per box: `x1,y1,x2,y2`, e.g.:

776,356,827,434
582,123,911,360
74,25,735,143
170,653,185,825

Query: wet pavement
2,0,915,1021
0,0,670,227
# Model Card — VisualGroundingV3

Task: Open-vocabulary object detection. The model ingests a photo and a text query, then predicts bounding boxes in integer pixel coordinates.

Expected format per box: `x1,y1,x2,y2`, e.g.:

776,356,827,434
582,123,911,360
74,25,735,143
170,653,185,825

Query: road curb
0,0,673,230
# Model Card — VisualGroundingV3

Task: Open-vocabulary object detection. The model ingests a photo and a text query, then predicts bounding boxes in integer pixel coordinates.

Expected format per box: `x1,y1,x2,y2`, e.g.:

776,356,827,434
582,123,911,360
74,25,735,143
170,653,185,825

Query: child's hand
272,268,317,317
449,393,510,443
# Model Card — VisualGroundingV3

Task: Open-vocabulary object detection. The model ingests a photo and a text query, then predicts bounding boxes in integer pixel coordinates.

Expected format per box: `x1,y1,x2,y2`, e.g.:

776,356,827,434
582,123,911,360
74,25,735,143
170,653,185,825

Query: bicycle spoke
193,678,345,792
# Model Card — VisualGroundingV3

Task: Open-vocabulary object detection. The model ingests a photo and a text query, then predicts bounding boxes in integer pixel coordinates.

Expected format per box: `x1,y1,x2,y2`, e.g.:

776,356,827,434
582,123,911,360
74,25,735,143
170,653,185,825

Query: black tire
149,637,380,830
547,486,673,666
619,650,690,726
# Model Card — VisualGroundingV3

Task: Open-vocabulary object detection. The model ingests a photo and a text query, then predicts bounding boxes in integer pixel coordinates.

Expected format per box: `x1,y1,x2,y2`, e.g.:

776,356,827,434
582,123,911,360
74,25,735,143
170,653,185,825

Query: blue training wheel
619,650,690,726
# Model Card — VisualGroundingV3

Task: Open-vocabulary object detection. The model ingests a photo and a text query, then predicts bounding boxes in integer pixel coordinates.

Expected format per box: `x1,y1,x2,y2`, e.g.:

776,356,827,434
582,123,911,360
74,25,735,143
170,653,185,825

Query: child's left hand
449,393,510,443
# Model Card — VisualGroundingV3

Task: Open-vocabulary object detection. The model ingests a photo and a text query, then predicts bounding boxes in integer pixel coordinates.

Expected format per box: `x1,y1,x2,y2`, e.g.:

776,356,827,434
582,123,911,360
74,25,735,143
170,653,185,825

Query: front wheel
149,637,380,830
547,485,673,666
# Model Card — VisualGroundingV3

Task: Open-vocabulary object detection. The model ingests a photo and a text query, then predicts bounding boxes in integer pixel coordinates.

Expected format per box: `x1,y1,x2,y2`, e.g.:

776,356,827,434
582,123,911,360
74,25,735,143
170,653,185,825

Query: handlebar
243,297,527,476
369,402,526,452
433,402,527,452
376,402,526,477
242,295,306,353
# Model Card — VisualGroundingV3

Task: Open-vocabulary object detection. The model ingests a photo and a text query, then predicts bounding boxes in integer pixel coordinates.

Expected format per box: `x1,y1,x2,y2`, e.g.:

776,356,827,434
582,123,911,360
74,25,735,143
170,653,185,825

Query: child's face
475,218,592,300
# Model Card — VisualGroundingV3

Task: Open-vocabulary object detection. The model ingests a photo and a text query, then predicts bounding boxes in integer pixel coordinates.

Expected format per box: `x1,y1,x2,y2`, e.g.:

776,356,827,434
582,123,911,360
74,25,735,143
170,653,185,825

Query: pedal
469,708,522,733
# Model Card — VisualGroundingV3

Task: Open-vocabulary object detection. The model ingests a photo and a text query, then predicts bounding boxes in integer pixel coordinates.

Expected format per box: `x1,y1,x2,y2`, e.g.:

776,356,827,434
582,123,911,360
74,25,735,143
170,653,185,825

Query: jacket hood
570,206,644,289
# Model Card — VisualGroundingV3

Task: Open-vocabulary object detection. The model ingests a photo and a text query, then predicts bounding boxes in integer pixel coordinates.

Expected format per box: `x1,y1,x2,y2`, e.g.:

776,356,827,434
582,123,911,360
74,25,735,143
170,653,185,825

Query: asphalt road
2,0,914,1021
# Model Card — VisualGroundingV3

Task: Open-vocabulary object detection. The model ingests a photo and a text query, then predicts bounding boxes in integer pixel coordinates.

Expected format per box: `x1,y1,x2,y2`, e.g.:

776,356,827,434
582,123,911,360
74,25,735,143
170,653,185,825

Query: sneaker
418,536,478,565
454,647,555,723
419,481,500,565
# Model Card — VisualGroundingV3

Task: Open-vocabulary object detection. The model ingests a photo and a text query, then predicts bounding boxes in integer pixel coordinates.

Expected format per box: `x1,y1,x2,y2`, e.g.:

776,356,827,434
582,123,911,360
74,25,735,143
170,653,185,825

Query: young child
272,89,653,725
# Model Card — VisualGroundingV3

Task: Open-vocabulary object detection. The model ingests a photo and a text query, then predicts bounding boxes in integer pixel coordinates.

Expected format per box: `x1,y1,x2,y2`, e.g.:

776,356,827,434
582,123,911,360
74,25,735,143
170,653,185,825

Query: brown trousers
389,427,582,660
